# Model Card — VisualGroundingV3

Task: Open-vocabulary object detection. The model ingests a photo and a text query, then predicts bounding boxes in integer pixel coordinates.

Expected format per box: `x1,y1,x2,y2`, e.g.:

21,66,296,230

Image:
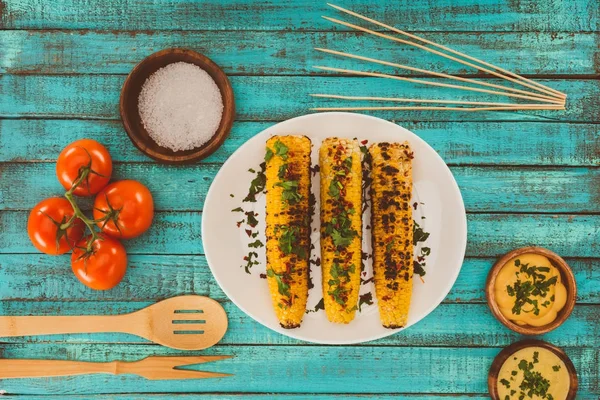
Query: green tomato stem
62,166,100,252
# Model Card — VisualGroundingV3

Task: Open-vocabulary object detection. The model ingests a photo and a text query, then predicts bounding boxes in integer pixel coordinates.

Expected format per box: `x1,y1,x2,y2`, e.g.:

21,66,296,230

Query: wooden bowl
119,48,235,164
488,339,578,400
486,246,576,335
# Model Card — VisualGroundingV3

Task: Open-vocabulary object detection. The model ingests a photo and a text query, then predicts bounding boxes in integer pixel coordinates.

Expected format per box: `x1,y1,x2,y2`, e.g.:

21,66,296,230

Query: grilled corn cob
264,135,312,329
369,142,414,328
319,138,363,323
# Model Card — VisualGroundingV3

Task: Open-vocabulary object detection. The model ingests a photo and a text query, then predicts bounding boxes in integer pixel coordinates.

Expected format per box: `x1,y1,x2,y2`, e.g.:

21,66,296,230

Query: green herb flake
275,180,302,205
267,268,290,297
273,140,289,160
506,262,558,316
277,225,307,258
243,162,267,202
265,147,274,162
413,222,430,244
358,292,374,311
248,240,264,248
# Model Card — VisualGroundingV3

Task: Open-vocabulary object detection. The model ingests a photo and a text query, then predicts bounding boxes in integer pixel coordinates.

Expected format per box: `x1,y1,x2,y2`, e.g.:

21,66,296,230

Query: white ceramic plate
202,112,467,344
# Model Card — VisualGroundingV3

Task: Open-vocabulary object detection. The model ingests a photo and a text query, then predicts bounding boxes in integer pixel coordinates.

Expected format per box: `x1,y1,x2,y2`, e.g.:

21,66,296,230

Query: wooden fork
0,355,233,380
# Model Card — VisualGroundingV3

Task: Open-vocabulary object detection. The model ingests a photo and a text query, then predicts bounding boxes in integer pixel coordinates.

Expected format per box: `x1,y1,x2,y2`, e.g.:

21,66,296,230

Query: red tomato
93,180,154,239
56,139,112,196
27,198,85,255
71,235,127,290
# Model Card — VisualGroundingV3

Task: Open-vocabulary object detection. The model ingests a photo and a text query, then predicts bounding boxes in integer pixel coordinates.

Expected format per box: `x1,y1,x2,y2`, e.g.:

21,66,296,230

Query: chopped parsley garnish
231,207,244,212
552,365,561,372
245,211,259,228
358,292,374,311
323,210,358,248
412,221,431,277
328,179,341,198
278,164,288,179
327,262,356,307
242,251,259,274
306,298,325,314
500,378,511,388
243,162,267,202
275,180,302,204
266,268,290,297
513,355,554,399
328,283,349,305
413,222,430,244
273,140,289,160
413,261,426,277
265,147,274,161
248,240,264,248
276,225,307,258
506,259,558,315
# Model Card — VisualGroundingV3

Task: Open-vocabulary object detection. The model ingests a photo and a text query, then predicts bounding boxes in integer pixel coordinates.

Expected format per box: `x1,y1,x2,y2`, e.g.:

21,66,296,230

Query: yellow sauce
495,253,567,326
498,347,569,400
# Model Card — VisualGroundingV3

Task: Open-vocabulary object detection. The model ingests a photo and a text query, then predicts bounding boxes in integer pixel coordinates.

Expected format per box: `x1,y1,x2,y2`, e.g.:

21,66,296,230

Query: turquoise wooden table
0,0,598,398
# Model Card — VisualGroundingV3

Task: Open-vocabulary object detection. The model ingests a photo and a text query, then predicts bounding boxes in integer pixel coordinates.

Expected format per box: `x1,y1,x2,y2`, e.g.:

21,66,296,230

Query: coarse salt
138,62,224,152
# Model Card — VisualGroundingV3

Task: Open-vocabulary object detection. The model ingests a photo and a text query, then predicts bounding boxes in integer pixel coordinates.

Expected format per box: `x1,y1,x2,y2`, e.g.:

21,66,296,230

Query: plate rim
202,112,467,344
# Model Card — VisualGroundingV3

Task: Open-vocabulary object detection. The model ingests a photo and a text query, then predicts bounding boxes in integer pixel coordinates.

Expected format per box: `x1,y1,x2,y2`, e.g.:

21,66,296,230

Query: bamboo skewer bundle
313,3,567,112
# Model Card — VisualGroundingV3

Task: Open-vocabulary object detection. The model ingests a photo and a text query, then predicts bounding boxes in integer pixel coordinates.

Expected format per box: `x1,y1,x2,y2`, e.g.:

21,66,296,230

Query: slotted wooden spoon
0,296,227,350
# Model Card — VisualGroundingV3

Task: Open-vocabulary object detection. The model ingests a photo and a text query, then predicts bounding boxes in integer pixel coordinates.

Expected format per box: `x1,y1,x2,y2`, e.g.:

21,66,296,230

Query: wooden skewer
322,15,566,101
315,48,562,103
310,94,562,107
314,66,564,104
311,105,564,112
327,3,566,100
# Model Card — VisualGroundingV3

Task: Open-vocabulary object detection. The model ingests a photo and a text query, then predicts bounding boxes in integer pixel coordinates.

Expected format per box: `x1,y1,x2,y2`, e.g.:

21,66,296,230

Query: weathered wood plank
1,120,598,166
11,396,600,400
1,30,597,75
1,211,598,257
0,344,595,395
0,255,597,304
0,396,499,400
0,75,596,122
1,163,598,212
1,0,597,31
0,301,596,348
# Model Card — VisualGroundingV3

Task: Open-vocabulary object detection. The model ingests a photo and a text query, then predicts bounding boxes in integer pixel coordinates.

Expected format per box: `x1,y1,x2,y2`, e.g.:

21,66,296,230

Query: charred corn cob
264,135,312,329
369,142,414,328
319,138,363,323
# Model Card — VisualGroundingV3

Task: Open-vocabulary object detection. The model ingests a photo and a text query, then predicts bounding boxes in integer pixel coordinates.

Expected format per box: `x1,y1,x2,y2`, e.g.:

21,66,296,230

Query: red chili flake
361,139,368,145
259,273,267,279
412,202,418,210
245,229,252,237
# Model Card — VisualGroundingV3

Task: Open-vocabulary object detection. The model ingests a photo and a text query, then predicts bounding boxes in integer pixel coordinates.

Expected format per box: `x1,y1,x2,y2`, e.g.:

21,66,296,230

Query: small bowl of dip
120,48,235,164
486,246,576,335
488,339,578,400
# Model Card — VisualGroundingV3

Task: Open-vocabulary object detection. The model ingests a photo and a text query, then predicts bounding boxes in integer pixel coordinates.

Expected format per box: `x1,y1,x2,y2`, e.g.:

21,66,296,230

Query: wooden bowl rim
487,339,578,400
119,48,235,164
485,246,577,335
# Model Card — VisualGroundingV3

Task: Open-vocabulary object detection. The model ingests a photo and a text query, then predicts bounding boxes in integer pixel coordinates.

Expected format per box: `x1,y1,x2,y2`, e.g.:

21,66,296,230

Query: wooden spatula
0,296,227,350
0,355,233,380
